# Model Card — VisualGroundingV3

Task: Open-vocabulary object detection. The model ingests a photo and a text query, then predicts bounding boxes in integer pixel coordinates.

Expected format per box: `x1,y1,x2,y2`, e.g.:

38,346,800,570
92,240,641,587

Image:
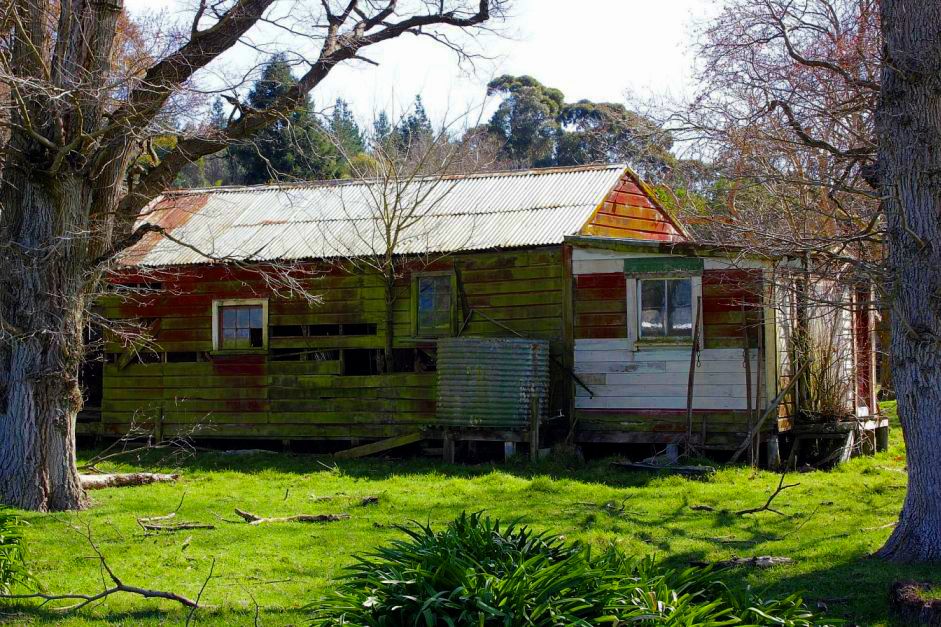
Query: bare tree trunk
0,171,89,511
383,277,395,374
876,0,941,562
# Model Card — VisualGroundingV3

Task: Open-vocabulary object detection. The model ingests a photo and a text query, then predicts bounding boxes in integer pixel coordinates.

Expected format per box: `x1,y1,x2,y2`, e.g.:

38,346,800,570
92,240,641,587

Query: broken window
343,349,380,375
415,274,453,337
219,304,264,349
639,278,693,339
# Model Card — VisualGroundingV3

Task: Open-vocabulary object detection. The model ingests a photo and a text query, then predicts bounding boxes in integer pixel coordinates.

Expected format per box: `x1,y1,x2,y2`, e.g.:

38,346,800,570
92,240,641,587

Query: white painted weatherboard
574,339,760,411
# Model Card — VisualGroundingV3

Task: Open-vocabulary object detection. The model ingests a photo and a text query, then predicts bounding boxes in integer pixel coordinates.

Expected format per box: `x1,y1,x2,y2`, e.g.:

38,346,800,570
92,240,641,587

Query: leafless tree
0,0,509,512
319,108,498,373
666,0,880,422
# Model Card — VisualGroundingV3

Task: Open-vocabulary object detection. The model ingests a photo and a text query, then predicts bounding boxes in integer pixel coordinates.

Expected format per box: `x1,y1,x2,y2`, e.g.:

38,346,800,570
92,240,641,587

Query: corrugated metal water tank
436,337,550,428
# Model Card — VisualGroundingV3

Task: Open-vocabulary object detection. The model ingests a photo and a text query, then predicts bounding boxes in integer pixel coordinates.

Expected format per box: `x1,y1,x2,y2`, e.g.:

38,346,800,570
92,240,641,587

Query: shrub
0,508,34,596
310,512,833,626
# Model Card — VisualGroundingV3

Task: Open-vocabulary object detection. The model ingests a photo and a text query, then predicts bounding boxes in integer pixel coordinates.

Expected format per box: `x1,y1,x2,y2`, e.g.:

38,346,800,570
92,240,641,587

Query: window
639,278,693,339
414,274,454,337
212,299,268,351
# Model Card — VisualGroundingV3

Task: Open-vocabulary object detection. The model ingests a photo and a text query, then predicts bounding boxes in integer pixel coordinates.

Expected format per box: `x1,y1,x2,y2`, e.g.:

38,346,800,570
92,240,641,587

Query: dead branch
735,473,799,516
705,555,795,569
80,473,179,490
233,508,349,525
0,525,210,613
136,490,214,532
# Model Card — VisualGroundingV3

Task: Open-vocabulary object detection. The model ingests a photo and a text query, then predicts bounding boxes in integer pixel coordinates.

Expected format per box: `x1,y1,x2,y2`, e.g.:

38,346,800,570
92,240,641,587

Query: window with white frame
639,278,693,339
212,299,268,351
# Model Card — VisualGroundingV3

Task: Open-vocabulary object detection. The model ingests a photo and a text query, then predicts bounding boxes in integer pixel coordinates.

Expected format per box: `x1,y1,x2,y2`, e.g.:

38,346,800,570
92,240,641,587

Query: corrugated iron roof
124,164,628,267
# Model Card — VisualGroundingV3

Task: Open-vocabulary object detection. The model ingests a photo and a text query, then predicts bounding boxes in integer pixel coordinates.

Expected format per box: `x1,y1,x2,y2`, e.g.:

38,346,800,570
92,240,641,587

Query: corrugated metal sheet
124,165,627,267
436,337,550,428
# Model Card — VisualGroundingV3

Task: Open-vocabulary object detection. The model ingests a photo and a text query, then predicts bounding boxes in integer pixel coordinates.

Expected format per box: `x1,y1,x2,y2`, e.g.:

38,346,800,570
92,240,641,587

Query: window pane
222,308,237,329
419,279,435,311
237,307,250,329
668,279,693,336
417,276,451,335
249,327,264,348
223,328,236,340
640,280,666,337
249,306,263,328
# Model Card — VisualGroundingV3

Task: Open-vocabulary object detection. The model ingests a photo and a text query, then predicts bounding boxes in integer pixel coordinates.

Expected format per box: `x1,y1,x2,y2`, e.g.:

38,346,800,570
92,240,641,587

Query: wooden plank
334,431,424,459
576,384,748,398
575,396,748,411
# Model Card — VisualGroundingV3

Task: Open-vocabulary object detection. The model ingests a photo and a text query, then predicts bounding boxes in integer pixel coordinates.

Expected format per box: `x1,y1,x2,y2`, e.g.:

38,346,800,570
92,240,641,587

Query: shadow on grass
78,443,720,490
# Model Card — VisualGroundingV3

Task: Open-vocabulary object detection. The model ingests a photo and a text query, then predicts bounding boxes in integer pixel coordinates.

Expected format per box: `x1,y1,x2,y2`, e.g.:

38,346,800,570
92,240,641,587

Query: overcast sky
127,0,715,124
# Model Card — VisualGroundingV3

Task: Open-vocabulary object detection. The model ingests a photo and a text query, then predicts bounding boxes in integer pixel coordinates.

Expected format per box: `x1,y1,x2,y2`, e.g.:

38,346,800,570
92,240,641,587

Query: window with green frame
414,273,454,337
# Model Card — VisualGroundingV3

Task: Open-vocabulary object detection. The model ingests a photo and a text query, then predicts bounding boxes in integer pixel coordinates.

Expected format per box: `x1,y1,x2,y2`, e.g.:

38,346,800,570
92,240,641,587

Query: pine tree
396,95,434,149
230,54,344,183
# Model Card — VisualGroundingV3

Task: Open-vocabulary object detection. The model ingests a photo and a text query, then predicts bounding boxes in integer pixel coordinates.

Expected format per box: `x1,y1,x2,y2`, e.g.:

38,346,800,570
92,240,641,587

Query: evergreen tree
486,75,564,167
373,111,393,147
230,54,344,183
329,98,365,158
396,95,434,149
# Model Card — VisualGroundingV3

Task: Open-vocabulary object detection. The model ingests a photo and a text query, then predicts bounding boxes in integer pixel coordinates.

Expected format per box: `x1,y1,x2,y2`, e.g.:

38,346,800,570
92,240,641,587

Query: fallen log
234,508,350,525
80,473,179,490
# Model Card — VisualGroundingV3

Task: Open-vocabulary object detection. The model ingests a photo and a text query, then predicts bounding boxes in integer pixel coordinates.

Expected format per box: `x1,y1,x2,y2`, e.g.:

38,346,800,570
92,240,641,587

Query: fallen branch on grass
707,555,794,569
138,520,215,532
0,524,211,613
136,491,214,532
80,473,178,490
735,473,799,516
234,509,350,525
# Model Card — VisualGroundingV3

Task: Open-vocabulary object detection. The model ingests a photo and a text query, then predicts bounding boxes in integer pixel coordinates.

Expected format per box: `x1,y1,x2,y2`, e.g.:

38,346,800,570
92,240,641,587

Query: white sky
128,0,715,124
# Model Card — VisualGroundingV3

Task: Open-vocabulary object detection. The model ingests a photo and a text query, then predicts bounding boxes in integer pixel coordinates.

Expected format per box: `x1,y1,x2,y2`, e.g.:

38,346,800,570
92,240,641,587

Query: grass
1,401,935,626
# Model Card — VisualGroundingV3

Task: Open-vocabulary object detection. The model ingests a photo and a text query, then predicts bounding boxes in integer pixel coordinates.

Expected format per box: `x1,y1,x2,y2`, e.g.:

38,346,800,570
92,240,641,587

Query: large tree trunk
0,170,90,511
876,0,941,562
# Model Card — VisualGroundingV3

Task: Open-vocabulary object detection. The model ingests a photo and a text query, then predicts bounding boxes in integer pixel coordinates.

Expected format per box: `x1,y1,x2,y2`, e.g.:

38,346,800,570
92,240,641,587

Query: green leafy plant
310,512,834,626
0,508,35,596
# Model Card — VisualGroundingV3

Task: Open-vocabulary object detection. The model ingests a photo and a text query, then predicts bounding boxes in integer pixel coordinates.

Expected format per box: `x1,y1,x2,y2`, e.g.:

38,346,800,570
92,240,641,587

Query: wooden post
767,435,781,469
742,306,754,466
442,432,456,464
686,296,702,452
876,425,890,452
529,397,540,462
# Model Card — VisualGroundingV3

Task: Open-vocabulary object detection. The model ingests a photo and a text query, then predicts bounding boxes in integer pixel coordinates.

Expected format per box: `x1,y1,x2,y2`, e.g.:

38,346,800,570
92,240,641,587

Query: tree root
234,508,350,525
80,473,179,490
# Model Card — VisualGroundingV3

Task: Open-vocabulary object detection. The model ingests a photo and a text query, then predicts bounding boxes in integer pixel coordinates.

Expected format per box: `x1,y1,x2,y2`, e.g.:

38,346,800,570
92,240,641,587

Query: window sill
210,348,269,357
635,339,695,350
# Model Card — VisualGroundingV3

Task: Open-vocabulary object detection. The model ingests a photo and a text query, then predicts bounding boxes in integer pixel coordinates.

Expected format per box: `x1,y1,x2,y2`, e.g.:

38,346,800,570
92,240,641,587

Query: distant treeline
168,54,712,195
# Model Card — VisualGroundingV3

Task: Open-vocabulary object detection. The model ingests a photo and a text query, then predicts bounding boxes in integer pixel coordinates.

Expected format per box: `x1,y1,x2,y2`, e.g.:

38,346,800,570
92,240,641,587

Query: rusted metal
123,165,627,267
436,337,550,428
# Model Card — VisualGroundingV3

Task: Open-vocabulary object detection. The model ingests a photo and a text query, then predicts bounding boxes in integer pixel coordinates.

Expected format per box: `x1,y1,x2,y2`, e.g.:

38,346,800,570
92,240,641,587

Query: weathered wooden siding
578,171,686,242
702,270,762,349
570,247,769,448
97,247,566,440
574,273,627,340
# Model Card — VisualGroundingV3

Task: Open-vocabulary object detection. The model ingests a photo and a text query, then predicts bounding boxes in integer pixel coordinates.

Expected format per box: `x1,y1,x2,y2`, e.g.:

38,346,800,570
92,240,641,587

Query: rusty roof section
121,164,686,267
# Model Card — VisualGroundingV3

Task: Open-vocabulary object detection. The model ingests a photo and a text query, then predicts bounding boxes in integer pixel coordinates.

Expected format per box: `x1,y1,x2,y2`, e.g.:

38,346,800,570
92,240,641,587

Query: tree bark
876,0,941,562
0,172,91,511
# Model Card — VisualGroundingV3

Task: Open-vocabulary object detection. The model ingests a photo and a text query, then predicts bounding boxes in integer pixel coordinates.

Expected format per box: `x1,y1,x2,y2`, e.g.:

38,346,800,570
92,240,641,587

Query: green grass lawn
3,401,935,626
